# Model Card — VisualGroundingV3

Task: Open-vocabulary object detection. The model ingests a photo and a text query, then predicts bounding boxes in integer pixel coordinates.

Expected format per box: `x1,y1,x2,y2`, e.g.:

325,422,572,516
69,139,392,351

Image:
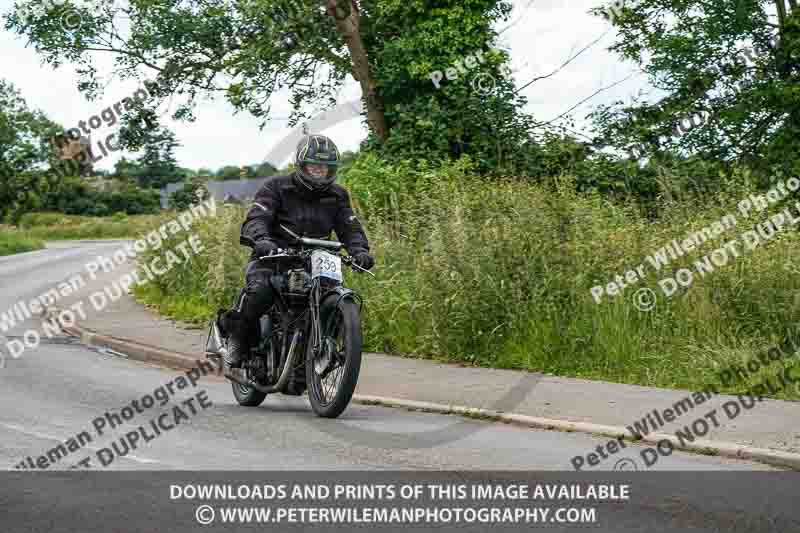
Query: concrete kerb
44,308,800,470
45,307,206,373
359,398,800,470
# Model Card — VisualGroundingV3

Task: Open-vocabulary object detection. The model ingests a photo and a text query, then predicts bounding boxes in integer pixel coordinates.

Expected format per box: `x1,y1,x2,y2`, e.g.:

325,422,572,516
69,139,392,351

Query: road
0,241,781,471
3,242,799,532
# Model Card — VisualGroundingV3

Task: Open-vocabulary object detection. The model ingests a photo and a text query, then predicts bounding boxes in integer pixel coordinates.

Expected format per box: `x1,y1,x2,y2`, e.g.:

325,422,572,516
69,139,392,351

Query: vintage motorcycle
205,225,373,418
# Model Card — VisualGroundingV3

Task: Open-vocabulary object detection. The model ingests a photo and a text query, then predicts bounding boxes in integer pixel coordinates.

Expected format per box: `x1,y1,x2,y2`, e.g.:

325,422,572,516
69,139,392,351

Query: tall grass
132,160,800,399
0,230,44,256
132,204,250,321
15,212,173,240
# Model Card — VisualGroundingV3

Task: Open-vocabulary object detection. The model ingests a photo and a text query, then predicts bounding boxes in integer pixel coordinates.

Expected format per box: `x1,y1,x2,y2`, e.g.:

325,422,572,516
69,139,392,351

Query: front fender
318,286,362,334
319,286,362,316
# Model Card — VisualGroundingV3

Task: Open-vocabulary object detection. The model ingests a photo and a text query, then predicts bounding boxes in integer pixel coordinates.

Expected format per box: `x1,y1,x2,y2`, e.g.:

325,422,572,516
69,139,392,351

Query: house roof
161,177,272,208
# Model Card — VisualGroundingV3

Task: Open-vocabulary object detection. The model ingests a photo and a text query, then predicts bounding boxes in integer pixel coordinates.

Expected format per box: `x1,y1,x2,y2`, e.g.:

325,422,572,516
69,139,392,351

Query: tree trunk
327,0,389,142
776,0,788,30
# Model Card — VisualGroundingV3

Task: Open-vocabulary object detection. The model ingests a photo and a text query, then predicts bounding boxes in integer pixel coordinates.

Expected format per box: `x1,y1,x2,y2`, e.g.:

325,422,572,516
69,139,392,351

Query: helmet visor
302,162,336,186
304,163,328,180
295,135,341,189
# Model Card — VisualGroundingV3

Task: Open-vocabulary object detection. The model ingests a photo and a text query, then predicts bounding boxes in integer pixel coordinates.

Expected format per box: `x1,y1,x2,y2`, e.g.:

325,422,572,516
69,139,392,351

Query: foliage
35,176,161,216
356,0,538,172
3,0,548,174
132,203,249,318
15,211,172,240
253,161,278,177
133,157,800,399
0,78,66,222
591,0,800,178
0,231,44,256
112,157,143,180
169,178,210,211
127,125,185,189
215,165,247,181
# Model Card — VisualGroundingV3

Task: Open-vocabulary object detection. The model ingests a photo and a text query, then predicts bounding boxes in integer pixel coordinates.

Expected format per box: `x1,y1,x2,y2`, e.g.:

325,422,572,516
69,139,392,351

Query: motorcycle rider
220,134,374,370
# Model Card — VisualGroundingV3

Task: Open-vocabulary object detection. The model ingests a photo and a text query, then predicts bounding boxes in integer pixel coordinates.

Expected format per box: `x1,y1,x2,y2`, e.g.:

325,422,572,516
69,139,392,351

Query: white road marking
0,421,161,465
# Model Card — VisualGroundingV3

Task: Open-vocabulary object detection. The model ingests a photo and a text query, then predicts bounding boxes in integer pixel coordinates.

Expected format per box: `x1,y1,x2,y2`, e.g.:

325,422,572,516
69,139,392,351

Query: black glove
352,251,375,271
254,239,278,257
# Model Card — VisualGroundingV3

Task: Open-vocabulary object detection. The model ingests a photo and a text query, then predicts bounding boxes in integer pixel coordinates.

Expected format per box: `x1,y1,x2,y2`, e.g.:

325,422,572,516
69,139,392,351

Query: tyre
231,380,268,407
306,300,362,418
230,340,268,407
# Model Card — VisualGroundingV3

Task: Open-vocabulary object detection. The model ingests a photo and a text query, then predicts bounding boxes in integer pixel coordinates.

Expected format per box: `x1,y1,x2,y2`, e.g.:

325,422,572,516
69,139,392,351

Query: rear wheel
306,300,362,418
232,380,267,406
230,342,268,407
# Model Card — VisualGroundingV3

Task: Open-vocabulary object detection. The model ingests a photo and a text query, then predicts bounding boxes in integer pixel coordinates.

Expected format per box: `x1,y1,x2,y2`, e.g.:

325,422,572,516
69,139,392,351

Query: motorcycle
205,225,374,418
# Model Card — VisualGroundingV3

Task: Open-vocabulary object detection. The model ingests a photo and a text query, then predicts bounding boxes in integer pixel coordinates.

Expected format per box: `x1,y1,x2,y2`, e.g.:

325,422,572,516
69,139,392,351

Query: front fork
311,285,362,376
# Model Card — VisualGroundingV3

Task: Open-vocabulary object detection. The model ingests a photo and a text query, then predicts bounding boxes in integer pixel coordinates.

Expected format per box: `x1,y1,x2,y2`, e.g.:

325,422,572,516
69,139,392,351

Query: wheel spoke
311,306,353,408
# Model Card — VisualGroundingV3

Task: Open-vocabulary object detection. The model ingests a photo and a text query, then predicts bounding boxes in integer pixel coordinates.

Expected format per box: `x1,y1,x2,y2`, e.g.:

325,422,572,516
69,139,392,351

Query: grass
14,212,173,240
134,283,212,324
0,230,44,256
130,162,800,401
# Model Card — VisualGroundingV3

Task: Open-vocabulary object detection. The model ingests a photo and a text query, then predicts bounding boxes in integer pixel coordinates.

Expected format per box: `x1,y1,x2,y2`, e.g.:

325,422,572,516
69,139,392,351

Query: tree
254,161,278,176
339,150,357,165
215,165,246,181
591,0,800,179
169,177,209,210
5,0,530,170
131,126,185,189
112,157,142,180
0,78,67,221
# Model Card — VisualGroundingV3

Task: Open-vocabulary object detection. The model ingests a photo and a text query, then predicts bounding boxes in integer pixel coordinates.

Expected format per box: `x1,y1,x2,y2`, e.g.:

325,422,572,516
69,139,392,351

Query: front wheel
306,300,362,418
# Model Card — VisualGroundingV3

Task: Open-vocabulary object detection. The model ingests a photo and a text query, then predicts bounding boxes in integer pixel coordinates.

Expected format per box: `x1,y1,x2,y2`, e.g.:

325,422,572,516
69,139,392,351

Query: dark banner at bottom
1,471,797,532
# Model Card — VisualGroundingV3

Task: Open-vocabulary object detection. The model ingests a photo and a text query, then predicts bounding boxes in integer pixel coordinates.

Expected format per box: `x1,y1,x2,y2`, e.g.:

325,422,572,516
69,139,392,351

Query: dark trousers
226,260,280,345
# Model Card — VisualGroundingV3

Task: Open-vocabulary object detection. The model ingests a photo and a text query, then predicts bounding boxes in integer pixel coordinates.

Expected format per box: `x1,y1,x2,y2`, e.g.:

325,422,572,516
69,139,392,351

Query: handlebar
248,225,374,276
256,248,375,277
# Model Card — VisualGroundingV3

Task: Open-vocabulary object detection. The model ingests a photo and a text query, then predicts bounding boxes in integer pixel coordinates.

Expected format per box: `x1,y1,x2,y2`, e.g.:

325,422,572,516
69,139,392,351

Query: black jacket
240,173,370,256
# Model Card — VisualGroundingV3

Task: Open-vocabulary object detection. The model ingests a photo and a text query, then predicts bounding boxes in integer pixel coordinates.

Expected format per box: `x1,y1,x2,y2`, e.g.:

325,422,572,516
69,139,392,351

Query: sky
0,0,646,173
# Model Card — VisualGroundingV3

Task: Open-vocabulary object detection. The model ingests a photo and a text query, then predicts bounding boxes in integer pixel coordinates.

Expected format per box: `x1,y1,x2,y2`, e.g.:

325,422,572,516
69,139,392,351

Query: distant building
161,177,272,209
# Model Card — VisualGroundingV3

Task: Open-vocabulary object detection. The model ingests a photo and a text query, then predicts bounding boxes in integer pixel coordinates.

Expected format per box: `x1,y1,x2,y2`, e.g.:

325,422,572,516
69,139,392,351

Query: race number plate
311,250,342,282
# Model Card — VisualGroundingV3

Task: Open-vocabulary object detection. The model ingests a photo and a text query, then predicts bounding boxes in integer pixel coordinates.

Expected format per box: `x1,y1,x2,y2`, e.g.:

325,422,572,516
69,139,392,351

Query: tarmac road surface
1,242,796,533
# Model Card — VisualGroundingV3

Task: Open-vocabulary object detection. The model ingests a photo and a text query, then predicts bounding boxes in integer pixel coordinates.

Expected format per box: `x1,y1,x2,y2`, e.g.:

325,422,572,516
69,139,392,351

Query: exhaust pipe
224,329,303,394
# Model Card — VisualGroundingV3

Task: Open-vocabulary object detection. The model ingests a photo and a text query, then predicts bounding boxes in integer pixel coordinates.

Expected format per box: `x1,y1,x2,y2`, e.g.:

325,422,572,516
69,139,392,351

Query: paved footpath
44,251,800,464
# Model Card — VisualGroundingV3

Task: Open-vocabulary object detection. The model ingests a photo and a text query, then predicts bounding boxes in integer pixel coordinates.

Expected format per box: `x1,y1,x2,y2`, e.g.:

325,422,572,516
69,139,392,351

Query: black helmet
293,134,341,192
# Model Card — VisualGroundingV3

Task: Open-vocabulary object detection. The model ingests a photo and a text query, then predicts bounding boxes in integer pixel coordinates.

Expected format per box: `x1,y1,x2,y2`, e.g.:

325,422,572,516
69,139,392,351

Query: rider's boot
222,311,250,370
205,309,227,358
